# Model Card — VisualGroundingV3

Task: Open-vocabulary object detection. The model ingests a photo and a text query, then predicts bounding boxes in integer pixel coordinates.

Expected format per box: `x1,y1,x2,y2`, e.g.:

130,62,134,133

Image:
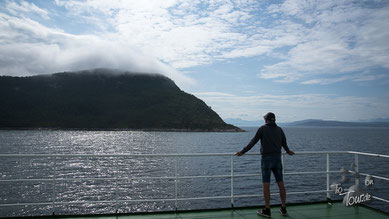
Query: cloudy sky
1,0,389,122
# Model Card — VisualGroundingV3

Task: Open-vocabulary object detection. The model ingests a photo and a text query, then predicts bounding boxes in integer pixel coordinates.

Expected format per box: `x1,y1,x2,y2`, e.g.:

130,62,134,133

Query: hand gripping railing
0,151,388,215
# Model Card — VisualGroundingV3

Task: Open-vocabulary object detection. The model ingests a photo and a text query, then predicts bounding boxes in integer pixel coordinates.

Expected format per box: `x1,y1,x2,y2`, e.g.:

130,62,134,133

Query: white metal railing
0,151,388,215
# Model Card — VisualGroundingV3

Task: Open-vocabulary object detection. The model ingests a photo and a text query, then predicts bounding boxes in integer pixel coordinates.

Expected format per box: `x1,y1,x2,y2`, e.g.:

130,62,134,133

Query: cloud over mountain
2,0,388,85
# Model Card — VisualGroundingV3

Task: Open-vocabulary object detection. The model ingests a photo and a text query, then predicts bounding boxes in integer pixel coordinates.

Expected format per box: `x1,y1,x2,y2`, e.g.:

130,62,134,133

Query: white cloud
6,1,49,19
53,0,258,69
301,77,349,85
259,0,389,84
301,73,387,85
1,0,388,87
0,1,194,85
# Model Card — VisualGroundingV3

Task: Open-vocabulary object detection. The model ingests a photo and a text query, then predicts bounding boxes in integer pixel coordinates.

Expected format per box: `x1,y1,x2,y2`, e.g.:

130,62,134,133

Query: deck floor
51,202,389,219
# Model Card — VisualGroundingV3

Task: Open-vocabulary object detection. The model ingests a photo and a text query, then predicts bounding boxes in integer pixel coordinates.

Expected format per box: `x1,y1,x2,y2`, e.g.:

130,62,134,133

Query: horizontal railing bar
234,173,261,177
234,190,330,198
0,153,238,158
0,151,356,158
292,151,350,155
0,202,54,207
0,187,383,208
347,151,389,158
3,176,246,183
285,190,329,195
285,171,341,175
1,151,388,159
0,179,52,183
234,194,261,198
0,175,233,183
0,171,346,183
359,172,389,182
0,200,122,207
176,196,231,201
372,196,389,203
0,196,232,207
2,177,182,183
175,175,230,179
0,171,344,183
0,190,335,207
0,169,369,183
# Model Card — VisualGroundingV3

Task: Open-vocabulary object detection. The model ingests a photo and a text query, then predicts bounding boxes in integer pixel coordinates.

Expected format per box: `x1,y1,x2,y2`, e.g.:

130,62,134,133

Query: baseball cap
263,112,276,121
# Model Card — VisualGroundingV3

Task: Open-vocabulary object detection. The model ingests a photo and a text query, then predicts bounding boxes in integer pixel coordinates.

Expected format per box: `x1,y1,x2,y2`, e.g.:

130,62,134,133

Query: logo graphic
331,163,374,207
342,184,372,206
365,175,374,187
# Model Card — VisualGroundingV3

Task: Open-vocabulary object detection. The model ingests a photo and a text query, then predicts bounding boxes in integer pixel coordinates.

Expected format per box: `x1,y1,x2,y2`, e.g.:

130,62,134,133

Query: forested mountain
0,69,241,131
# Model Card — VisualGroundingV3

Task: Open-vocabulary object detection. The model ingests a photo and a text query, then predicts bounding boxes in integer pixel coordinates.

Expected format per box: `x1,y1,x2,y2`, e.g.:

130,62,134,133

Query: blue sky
1,0,389,122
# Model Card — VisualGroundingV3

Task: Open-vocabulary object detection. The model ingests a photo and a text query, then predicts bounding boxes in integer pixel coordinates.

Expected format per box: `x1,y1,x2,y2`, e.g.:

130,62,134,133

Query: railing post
175,156,178,211
354,154,359,185
230,155,234,208
326,154,330,201
52,156,56,215
115,156,119,213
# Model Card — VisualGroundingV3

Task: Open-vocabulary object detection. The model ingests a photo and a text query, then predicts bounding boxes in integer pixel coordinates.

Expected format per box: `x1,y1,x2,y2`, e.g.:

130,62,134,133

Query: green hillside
0,69,241,131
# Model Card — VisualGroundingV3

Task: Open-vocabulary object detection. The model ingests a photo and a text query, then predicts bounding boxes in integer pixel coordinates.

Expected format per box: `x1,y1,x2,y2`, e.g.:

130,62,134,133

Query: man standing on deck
236,112,294,218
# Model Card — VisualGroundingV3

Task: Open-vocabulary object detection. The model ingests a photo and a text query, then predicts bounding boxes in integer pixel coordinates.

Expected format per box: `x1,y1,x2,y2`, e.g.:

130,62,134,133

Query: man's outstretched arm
236,127,262,156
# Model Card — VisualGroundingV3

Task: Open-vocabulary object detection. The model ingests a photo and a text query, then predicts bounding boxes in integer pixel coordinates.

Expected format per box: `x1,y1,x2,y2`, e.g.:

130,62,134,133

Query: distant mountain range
282,119,389,127
225,118,389,128
0,69,241,131
224,118,263,127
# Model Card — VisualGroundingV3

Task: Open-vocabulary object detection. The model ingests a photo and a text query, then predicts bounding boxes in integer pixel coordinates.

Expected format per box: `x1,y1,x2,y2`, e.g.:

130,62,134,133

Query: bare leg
277,181,286,207
263,182,271,208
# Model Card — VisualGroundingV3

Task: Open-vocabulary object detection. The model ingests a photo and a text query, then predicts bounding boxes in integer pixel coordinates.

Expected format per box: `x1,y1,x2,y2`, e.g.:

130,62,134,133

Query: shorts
261,154,283,183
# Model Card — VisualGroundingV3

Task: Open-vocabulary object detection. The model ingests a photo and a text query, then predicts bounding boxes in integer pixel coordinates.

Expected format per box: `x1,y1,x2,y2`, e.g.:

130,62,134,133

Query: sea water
0,127,388,217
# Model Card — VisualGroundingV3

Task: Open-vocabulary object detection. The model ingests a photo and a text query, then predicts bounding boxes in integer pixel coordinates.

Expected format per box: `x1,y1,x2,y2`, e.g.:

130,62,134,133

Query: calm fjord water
0,127,388,217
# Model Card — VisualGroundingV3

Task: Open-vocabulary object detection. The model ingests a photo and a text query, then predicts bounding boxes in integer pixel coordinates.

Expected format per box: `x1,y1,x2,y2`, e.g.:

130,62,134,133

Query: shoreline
0,127,245,132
